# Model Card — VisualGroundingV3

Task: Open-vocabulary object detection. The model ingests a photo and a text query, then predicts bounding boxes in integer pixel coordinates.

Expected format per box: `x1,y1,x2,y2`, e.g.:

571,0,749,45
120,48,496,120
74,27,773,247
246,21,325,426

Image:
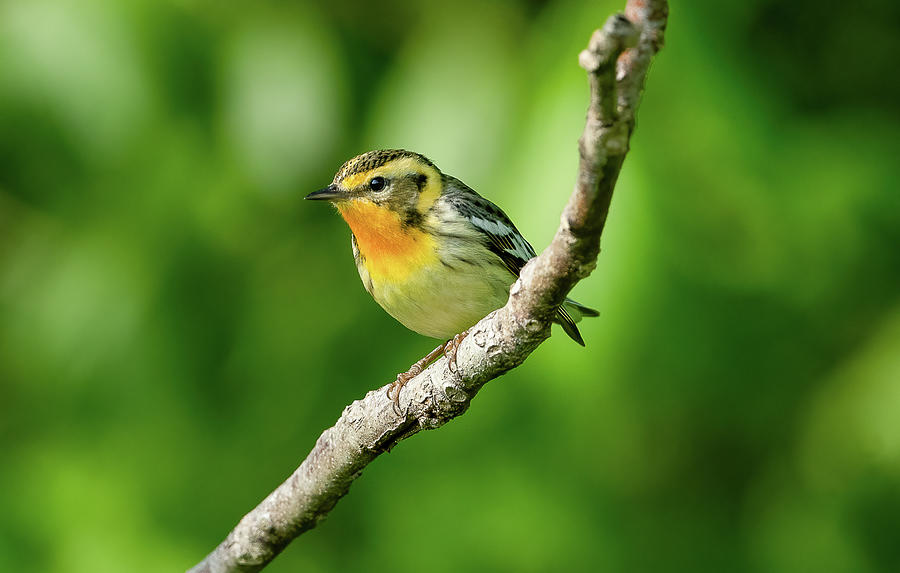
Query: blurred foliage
1,0,899,571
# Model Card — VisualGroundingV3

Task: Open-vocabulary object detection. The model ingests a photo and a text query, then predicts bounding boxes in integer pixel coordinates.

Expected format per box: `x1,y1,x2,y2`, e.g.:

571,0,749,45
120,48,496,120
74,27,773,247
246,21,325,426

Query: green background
2,0,898,571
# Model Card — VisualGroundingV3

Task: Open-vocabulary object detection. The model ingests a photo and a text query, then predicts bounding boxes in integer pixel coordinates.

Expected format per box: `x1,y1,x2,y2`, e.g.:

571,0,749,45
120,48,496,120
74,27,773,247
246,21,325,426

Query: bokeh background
1,0,899,571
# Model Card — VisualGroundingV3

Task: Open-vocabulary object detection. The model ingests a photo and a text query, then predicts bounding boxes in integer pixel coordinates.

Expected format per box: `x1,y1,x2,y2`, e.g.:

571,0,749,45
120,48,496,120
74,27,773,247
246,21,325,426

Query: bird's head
306,150,443,224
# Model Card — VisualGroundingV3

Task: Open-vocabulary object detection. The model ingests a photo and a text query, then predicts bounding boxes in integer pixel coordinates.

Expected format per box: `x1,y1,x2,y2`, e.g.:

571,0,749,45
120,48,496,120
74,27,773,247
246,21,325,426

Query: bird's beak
304,184,347,202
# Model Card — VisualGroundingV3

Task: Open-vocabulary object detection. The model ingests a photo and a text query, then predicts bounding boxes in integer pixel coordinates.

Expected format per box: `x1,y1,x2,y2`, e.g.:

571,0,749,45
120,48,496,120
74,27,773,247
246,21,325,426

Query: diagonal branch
188,2,668,571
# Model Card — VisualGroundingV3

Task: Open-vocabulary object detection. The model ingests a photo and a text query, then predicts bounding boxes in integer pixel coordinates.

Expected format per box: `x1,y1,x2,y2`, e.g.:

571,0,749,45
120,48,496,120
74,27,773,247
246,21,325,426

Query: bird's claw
386,331,469,416
387,369,419,416
443,330,469,374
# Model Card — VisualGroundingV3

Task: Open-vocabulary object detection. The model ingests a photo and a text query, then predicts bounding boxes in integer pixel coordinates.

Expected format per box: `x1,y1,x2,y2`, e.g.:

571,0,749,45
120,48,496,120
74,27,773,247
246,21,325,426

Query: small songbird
306,149,597,407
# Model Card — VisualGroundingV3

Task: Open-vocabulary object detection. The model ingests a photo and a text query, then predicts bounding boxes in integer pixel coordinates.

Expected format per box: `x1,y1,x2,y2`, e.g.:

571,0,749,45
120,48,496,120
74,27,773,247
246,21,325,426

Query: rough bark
188,2,668,571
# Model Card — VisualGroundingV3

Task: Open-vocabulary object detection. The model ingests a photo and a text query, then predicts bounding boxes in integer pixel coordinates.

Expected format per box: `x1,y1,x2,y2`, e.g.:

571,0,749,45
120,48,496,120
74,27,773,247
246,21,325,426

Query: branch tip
578,13,639,72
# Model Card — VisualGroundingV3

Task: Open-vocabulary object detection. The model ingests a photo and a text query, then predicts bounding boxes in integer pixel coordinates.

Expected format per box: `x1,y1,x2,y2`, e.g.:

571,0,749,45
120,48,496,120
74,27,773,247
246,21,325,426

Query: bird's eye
369,177,386,191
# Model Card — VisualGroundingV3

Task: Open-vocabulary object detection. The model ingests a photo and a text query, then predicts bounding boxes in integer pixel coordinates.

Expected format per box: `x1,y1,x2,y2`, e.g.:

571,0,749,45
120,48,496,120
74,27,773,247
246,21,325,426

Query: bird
306,149,597,409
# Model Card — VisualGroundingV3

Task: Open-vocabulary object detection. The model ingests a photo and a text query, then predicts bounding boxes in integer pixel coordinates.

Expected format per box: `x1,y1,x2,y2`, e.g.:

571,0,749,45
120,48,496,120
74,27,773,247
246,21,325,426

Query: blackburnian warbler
306,150,597,406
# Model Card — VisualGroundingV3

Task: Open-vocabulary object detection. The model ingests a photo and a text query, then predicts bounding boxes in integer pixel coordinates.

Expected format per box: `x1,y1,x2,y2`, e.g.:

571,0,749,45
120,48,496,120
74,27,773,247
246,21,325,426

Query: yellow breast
337,199,438,283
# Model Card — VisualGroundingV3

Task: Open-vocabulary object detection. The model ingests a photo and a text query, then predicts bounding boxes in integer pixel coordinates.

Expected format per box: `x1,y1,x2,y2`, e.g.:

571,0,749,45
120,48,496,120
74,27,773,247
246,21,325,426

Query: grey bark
188,2,668,571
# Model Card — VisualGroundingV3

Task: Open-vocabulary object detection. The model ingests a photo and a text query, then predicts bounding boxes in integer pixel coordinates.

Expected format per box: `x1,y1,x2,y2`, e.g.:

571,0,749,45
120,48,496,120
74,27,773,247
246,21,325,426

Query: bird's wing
443,177,589,345
444,180,536,277
469,210,536,277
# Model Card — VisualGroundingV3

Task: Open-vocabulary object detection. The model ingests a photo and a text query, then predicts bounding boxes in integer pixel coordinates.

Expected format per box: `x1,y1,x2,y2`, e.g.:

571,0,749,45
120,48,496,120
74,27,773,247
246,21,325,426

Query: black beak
304,184,347,201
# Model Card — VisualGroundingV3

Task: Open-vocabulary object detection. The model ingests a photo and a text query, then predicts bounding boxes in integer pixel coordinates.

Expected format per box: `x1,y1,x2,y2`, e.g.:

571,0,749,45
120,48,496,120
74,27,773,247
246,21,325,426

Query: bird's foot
387,342,448,415
443,329,470,374
386,371,416,416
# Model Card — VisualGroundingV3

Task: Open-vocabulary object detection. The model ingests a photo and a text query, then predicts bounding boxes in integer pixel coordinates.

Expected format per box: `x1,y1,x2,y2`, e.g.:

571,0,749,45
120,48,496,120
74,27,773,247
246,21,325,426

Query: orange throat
337,200,436,282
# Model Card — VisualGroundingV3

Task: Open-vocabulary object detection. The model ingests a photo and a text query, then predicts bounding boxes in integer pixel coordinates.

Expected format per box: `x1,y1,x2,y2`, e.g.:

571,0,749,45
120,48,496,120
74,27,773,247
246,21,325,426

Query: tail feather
556,306,585,346
554,298,599,346
565,298,599,318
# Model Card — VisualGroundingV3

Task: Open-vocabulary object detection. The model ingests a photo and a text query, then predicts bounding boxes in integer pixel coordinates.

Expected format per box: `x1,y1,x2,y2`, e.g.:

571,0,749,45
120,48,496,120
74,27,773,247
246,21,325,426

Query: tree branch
188,2,668,571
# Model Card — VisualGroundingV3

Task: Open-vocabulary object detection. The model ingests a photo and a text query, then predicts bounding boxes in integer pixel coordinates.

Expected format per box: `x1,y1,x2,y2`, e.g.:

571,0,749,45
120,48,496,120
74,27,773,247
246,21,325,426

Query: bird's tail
555,298,599,346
